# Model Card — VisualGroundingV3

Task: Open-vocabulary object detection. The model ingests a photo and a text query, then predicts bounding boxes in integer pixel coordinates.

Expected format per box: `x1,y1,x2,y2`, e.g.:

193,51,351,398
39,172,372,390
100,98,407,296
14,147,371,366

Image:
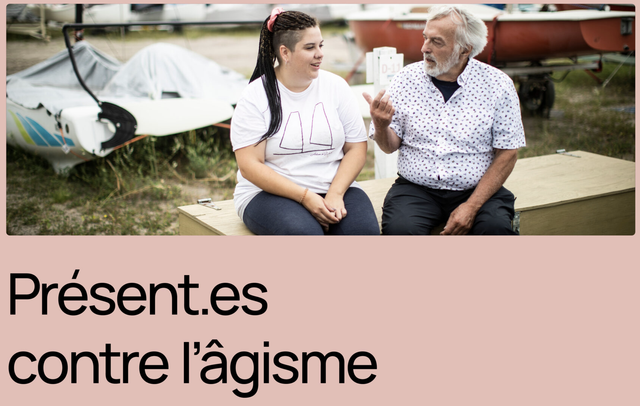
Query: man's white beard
423,48,461,78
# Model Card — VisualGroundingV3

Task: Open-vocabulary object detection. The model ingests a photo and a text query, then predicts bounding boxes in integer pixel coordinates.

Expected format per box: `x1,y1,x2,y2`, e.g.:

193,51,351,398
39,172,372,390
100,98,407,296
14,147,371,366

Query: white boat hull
45,4,133,24
7,98,235,173
7,99,97,172
131,4,208,23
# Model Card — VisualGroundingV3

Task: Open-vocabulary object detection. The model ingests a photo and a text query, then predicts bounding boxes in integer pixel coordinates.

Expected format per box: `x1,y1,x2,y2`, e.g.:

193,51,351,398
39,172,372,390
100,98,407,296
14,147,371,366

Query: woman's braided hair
249,10,317,143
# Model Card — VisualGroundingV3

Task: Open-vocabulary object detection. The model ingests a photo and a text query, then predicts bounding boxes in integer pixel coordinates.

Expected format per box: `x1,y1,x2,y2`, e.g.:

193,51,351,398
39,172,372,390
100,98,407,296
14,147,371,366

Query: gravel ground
6,30,357,77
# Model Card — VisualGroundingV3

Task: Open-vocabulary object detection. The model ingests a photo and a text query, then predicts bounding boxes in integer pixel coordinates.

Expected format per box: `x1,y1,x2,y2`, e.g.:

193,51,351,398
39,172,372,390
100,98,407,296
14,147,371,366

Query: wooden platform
178,151,635,236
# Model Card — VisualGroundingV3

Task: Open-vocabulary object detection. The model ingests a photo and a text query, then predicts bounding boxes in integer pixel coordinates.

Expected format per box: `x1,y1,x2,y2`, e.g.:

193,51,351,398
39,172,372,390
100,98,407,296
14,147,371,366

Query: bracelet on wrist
299,188,309,205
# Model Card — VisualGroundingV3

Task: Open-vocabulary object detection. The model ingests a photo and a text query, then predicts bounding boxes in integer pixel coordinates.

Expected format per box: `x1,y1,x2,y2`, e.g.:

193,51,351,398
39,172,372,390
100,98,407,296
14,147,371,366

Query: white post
366,47,403,179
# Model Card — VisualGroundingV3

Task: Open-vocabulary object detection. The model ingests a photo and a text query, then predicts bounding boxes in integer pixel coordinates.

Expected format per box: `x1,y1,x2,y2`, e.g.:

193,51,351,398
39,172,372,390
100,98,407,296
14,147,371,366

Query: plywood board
518,192,635,235
178,200,251,236
178,151,635,236
504,150,635,210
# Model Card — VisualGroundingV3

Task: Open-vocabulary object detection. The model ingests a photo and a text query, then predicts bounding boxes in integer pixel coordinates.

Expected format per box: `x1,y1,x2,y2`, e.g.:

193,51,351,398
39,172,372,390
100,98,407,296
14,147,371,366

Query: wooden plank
178,200,252,236
178,151,635,236
519,192,635,235
177,180,393,236
504,150,635,210
178,212,219,235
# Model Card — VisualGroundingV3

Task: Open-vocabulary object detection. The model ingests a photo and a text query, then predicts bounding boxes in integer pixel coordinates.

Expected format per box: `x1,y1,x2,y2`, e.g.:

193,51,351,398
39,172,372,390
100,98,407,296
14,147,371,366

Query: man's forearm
373,126,402,154
465,149,518,211
441,148,518,235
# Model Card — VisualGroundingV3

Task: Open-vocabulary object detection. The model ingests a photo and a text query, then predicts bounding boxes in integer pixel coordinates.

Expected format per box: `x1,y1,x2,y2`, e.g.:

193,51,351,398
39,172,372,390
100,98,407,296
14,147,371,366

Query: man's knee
381,215,431,235
471,216,517,235
470,187,517,235
381,201,439,235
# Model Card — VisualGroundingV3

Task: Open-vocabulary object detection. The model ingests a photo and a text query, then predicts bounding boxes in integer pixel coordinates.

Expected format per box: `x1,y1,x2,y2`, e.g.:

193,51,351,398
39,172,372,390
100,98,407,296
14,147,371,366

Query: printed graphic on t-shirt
277,102,334,155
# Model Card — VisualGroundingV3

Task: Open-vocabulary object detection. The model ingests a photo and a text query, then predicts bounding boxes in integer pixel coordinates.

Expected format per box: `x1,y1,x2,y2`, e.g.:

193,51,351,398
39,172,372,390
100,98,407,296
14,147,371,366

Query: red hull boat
554,4,635,12
347,4,635,65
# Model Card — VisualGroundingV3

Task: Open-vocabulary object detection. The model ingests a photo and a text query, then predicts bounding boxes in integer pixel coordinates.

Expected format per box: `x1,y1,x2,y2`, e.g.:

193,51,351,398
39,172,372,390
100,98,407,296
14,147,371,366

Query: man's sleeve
492,78,526,150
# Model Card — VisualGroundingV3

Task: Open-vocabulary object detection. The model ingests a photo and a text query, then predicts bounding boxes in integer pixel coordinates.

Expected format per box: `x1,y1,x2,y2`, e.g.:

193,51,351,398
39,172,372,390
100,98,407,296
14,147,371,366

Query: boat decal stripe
25,116,62,147
16,113,48,146
55,133,75,147
54,135,76,147
9,110,36,145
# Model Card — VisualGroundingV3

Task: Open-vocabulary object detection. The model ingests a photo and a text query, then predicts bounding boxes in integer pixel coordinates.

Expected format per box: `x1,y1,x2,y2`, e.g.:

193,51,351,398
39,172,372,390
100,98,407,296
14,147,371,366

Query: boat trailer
501,59,602,118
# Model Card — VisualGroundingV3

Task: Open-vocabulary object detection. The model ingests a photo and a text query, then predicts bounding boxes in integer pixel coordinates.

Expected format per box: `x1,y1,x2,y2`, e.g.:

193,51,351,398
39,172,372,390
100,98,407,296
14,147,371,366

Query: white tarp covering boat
7,41,246,111
7,41,247,172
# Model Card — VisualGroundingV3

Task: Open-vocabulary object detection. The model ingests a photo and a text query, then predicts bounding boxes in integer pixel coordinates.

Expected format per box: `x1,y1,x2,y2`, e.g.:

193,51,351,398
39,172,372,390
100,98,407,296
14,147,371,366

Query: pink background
2,1,639,405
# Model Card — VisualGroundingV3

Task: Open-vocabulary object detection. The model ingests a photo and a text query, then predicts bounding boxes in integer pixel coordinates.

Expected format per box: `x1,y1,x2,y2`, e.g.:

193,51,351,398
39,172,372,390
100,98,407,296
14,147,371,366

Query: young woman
231,8,379,235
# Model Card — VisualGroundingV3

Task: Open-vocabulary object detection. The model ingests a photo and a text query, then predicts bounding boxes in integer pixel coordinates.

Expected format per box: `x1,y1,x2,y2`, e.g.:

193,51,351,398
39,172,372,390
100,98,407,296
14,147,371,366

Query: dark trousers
381,176,517,235
243,187,380,235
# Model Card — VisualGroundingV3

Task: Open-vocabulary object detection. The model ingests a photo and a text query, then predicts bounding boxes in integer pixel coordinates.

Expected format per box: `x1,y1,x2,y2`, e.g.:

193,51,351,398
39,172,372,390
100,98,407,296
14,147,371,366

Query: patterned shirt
370,58,526,191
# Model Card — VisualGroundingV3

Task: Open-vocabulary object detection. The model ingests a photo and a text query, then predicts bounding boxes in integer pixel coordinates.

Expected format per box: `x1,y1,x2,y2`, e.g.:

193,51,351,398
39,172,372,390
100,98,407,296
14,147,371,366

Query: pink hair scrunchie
267,7,285,32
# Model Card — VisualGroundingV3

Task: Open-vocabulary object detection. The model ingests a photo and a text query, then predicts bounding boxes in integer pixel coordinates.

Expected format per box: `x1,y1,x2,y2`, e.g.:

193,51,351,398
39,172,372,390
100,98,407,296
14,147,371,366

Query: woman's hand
322,141,367,223
301,191,339,228
324,191,347,222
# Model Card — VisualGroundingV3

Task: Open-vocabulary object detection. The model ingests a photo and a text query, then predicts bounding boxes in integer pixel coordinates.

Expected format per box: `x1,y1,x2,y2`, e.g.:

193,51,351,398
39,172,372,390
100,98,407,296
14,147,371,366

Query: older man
364,5,526,235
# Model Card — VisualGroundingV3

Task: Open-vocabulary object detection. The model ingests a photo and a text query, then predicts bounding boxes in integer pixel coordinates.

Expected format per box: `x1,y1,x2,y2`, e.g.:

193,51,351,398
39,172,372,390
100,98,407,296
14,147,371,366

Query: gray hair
425,5,488,59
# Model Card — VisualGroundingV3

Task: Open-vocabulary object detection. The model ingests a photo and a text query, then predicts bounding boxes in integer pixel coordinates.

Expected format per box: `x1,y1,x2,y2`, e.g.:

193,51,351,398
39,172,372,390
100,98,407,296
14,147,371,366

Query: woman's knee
276,221,324,235
338,188,380,235
244,193,323,235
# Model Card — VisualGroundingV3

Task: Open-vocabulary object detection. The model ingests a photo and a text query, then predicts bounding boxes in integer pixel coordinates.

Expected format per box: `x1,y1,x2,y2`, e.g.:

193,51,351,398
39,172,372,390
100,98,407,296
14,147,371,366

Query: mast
74,4,83,42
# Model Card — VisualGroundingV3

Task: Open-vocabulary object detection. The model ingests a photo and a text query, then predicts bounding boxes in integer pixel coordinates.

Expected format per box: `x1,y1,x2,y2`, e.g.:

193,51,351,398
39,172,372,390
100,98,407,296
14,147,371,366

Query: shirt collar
422,57,476,87
457,58,480,86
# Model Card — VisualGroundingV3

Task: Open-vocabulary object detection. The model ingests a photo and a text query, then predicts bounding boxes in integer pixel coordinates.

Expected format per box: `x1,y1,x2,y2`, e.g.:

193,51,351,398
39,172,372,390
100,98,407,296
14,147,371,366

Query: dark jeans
381,176,517,235
243,187,380,235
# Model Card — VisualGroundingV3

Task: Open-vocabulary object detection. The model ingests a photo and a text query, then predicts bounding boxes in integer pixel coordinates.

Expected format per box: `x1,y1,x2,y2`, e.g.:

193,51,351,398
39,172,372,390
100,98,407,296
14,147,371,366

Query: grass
356,148,376,182
517,61,635,160
6,126,237,235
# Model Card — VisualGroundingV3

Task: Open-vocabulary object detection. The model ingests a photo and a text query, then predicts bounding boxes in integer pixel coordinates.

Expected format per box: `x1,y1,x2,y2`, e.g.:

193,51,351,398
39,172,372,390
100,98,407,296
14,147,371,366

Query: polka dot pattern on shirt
370,59,526,190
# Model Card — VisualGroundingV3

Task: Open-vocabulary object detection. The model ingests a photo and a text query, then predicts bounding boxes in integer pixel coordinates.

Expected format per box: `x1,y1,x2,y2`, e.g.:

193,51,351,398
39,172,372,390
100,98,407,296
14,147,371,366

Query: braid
249,11,317,144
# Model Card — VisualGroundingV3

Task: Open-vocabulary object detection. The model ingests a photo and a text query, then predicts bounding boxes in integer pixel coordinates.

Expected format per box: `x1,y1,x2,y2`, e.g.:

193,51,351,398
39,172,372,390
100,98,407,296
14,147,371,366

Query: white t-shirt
231,70,367,219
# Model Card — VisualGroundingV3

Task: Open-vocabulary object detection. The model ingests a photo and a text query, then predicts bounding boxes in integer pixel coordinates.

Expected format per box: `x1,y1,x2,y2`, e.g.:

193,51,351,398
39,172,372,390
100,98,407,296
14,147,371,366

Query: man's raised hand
363,90,395,129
